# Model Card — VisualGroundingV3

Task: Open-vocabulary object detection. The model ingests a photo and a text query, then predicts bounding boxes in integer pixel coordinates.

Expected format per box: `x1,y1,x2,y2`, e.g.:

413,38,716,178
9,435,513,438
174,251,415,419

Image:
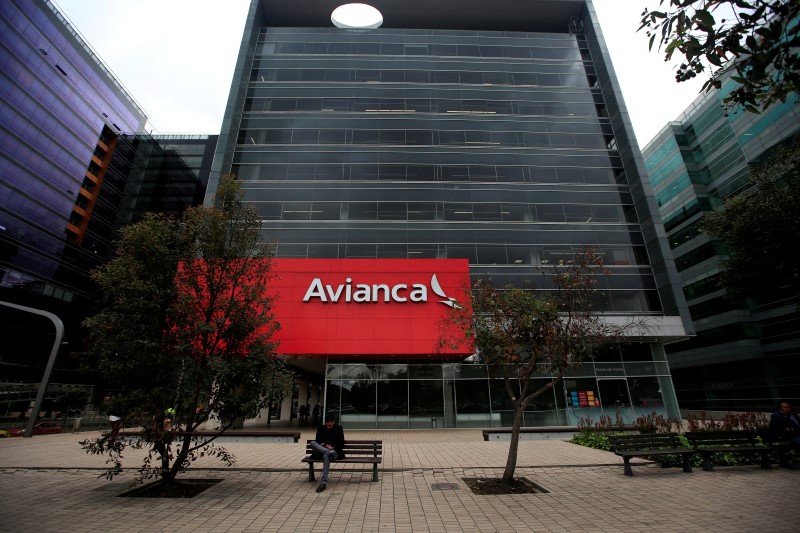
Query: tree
701,139,800,300
447,250,645,484
640,0,800,112
80,175,293,488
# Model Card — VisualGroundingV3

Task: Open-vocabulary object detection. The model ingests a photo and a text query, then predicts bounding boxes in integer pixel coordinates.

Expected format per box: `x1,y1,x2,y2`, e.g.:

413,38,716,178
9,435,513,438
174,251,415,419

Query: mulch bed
119,479,221,498
462,477,549,495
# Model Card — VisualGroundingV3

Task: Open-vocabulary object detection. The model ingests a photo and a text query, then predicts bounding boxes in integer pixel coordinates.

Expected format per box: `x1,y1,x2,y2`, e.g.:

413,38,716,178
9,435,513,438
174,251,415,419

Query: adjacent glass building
0,0,213,385
209,0,691,427
642,73,800,412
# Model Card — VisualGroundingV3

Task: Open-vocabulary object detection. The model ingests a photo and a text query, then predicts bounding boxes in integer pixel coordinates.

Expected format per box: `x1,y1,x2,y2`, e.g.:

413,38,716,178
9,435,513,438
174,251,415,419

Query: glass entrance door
597,378,634,424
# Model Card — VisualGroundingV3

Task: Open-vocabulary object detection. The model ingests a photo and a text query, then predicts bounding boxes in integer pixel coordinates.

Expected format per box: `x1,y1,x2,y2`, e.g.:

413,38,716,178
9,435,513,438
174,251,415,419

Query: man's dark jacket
315,424,346,459
770,411,800,436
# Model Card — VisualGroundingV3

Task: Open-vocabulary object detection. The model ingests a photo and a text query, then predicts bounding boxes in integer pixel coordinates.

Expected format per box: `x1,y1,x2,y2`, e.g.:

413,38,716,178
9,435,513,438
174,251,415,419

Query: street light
0,301,64,438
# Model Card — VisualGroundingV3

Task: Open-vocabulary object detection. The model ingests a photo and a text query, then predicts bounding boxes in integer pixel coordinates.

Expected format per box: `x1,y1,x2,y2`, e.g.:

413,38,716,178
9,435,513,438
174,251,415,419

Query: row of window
231,164,624,184
237,128,612,150
249,68,590,88
255,201,632,224
257,40,586,61
272,242,649,268
233,149,624,171
243,96,599,117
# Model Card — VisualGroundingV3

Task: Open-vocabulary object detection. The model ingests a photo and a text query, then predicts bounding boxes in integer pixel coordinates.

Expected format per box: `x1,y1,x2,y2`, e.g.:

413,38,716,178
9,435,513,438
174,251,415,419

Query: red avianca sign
269,258,473,358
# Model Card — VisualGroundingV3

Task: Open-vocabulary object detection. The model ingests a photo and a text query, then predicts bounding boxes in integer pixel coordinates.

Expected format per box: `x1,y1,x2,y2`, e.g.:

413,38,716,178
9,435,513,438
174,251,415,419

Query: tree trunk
156,441,175,487
501,407,526,483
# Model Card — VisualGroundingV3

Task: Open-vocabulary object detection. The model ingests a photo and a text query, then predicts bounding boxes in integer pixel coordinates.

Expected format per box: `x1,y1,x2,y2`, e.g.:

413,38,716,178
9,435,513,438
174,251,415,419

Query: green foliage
701,140,800,301
80,175,293,484
570,431,612,451
54,389,90,417
446,250,646,483
640,0,800,112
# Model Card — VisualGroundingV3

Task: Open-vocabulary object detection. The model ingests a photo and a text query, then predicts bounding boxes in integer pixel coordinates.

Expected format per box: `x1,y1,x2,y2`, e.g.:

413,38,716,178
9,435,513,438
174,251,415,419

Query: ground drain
431,482,460,491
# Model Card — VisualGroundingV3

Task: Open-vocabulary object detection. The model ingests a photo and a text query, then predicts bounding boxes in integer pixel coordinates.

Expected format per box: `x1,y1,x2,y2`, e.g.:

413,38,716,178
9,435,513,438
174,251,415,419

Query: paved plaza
0,427,797,532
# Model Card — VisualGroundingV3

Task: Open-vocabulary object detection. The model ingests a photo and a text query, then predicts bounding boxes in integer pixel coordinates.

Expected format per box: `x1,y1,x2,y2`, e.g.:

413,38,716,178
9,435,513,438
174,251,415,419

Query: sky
52,0,706,148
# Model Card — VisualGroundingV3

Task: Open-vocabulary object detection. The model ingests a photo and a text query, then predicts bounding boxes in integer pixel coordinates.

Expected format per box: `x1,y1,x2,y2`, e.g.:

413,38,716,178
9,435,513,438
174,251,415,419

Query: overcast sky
53,0,706,148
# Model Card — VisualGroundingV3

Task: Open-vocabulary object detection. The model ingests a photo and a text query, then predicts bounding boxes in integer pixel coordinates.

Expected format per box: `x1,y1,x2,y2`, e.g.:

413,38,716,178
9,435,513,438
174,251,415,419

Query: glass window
310,203,340,220
300,69,325,81
407,202,437,220
319,130,345,144
409,381,443,428
444,203,473,221
377,381,408,428
345,244,376,258
524,379,559,411
477,246,507,264
291,130,318,144
380,70,404,83
408,365,443,379
348,203,378,220
378,203,406,220
353,130,379,144
459,71,483,84
507,246,531,265
536,205,566,222
282,202,311,220
473,204,502,220
456,380,489,413
377,244,407,258
447,245,477,264
501,205,529,221
307,244,339,258
441,166,469,181
378,365,408,379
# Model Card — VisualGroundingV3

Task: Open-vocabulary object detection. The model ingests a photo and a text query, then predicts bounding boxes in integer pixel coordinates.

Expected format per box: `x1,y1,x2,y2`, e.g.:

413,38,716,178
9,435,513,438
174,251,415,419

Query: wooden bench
608,433,694,476
759,430,796,468
302,439,382,482
685,430,777,471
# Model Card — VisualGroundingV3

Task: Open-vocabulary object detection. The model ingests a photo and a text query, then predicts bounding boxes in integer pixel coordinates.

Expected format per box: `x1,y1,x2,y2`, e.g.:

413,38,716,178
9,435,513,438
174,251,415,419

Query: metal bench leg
760,451,772,469
372,463,378,482
778,449,791,469
623,457,633,476
701,454,713,471
682,454,693,473
308,462,316,482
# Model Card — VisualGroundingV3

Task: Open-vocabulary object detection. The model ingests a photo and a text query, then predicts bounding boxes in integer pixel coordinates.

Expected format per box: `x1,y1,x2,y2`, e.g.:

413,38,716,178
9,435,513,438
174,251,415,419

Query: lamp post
0,301,64,438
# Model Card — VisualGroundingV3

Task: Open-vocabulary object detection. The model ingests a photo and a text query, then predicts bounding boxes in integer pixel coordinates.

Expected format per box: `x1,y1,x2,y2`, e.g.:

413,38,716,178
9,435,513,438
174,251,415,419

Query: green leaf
694,9,715,30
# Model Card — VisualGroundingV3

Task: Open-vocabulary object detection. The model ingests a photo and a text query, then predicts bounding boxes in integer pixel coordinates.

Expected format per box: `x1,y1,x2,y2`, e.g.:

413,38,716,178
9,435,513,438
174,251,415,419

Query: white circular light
331,3,383,29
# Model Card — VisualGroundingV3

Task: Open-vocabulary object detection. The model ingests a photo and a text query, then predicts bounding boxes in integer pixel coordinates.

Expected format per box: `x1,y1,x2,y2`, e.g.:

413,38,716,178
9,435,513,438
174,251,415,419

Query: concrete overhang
257,0,587,32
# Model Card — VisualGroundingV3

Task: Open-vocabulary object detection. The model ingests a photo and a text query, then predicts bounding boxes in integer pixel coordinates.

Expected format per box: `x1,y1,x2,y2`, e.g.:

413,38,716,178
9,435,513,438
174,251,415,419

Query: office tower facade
0,1,210,386
643,77,800,411
208,0,691,428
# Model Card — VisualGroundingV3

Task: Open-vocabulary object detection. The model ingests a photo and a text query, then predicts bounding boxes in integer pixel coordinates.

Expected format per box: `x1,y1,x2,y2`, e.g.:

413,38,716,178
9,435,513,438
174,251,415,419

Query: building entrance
597,378,634,424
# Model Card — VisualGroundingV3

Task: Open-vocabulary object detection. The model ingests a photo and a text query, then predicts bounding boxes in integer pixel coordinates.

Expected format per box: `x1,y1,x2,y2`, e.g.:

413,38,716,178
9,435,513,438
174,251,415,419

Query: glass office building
642,73,800,412
1,0,147,381
0,0,212,384
208,0,691,428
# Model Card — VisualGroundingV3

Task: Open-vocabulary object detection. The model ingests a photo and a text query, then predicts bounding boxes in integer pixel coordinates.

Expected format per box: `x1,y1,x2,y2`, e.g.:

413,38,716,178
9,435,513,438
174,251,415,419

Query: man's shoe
316,483,326,492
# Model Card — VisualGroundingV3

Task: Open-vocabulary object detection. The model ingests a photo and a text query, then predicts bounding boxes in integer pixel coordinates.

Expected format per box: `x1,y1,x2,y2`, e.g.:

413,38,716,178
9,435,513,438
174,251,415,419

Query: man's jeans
309,441,338,483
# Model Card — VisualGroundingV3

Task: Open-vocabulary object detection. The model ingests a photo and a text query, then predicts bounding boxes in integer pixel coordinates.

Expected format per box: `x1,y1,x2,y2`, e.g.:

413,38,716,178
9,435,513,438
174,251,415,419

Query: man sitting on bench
310,414,346,492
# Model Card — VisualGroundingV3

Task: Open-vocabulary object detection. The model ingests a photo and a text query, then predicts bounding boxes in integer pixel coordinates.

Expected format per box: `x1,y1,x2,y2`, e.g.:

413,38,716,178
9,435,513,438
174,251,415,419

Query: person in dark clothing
309,414,346,492
770,402,800,445
312,403,321,427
